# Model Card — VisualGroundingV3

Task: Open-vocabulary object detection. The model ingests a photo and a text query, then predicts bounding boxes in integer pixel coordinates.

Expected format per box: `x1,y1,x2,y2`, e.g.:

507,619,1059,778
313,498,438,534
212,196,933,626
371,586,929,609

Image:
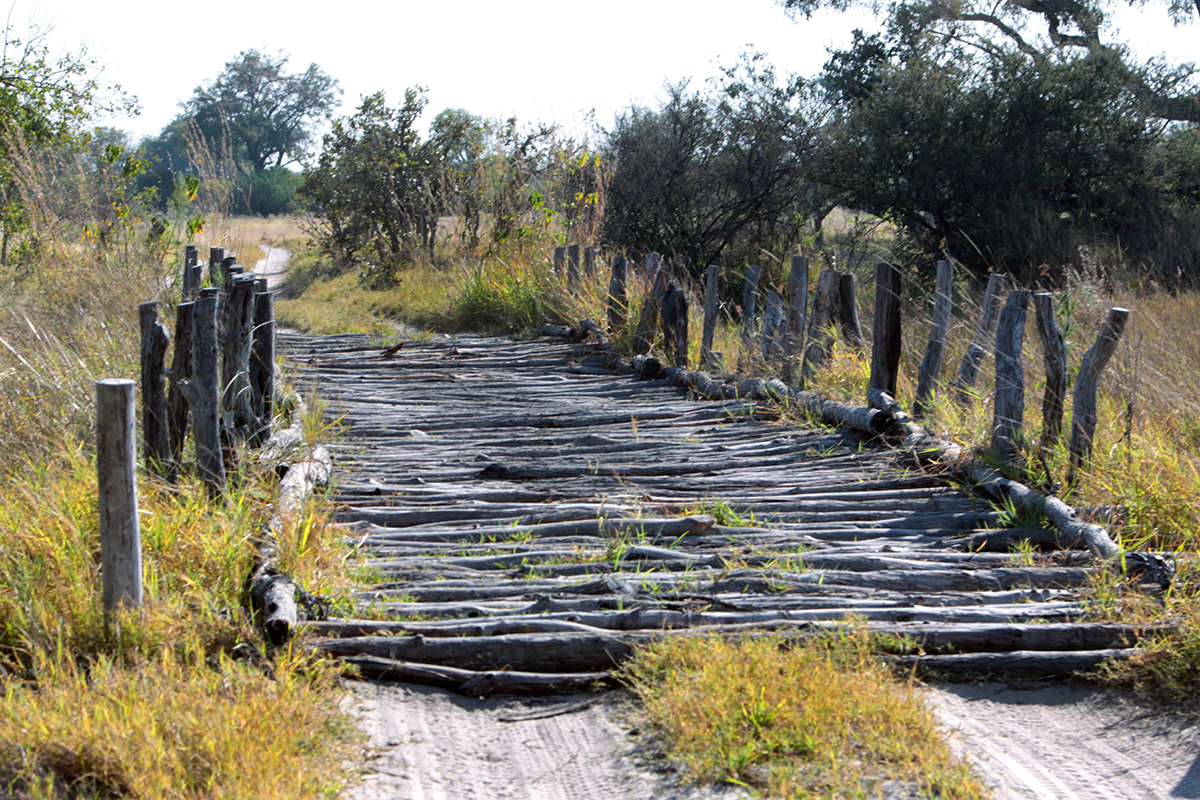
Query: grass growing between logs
623,632,986,799
0,218,358,799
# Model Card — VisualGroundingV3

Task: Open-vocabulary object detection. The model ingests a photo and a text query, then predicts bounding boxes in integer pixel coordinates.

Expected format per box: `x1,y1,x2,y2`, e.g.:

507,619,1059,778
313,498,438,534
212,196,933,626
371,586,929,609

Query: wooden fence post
222,274,257,437
208,246,224,286
739,264,762,368
553,246,566,277
761,290,784,362
249,279,275,447
607,256,628,332
993,289,1031,463
644,252,662,284
584,246,596,278
96,379,142,611
139,301,171,477
182,245,199,297
701,264,721,371
914,259,954,419
869,262,902,398
1034,292,1067,449
661,284,689,367
1068,308,1130,485
192,289,225,496
782,255,809,383
838,272,865,351
567,244,580,291
166,301,194,477
801,268,842,385
953,272,1007,403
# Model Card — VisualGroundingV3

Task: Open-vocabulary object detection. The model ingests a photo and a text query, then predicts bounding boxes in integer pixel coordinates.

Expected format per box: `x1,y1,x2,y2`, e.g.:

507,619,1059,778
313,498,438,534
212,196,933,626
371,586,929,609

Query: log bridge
286,329,1151,696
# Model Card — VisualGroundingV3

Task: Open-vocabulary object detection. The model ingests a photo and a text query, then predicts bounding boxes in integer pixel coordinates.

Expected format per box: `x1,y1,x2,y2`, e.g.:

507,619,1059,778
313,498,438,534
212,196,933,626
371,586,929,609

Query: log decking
285,330,1143,694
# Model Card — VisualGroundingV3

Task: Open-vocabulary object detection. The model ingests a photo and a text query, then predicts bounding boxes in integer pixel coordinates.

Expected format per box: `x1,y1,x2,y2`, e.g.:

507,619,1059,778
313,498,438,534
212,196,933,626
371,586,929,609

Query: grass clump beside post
623,631,986,799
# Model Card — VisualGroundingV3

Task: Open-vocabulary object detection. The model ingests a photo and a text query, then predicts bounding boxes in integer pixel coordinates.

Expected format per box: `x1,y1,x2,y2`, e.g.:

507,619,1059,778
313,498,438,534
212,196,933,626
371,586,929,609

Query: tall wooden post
914,259,954,419
583,246,596,278
645,252,662,283
222,274,257,437
993,290,1031,463
701,265,721,372
1068,308,1130,485
953,272,1007,403
567,244,581,291
661,284,689,367
838,272,865,351
182,245,199,297
801,269,842,385
869,262,902,398
166,301,194,477
607,256,628,332
761,291,784,362
553,246,566,277
739,264,762,368
96,379,142,611
192,289,225,496
208,246,224,286
783,255,809,383
1033,292,1067,449
139,301,171,477
250,279,275,447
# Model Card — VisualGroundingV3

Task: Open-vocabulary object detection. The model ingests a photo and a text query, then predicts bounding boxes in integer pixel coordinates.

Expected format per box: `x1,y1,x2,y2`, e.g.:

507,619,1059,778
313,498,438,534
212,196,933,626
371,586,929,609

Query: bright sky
6,0,1196,145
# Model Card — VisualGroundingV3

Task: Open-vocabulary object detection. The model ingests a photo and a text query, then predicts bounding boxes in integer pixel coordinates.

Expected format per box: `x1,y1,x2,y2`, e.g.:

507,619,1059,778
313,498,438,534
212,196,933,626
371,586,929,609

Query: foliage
603,55,827,275
181,49,340,175
623,632,985,798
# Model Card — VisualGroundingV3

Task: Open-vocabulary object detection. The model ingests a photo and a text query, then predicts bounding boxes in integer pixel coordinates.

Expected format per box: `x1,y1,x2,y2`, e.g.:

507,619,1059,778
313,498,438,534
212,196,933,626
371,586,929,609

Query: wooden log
1068,308,1130,485
760,290,784,362
739,264,761,368
567,243,580,290
166,301,194,476
138,301,172,478
207,246,224,286
869,262,902,397
914,259,953,419
782,255,809,383
583,245,596,278
277,446,333,523
181,244,199,297
644,251,661,283
221,274,257,437
249,286,275,447
248,572,298,646
221,254,238,289
890,648,1136,676
837,271,865,351
606,256,627,332
947,527,1080,552
660,284,689,367
801,268,841,385
190,289,225,497
993,290,1030,463
953,272,1007,402
700,264,721,371
342,655,614,697
631,294,658,355
97,379,143,612
552,245,565,277
1034,292,1067,449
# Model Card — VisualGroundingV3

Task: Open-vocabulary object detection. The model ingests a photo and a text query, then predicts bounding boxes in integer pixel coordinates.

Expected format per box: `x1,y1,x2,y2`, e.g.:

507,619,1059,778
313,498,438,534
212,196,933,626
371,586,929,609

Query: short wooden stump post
96,379,143,612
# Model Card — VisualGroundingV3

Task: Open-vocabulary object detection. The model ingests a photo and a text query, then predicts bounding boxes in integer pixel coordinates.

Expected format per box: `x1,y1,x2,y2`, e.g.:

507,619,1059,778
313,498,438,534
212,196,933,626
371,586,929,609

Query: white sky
6,0,1197,144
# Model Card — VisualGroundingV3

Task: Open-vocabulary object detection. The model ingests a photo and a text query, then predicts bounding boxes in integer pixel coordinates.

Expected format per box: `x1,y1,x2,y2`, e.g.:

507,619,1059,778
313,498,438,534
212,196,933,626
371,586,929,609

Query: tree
603,56,827,274
181,50,340,175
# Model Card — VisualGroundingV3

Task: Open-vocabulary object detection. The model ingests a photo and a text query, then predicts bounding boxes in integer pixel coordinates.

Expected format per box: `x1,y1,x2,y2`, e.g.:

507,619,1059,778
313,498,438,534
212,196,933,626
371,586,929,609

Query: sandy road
254,245,290,290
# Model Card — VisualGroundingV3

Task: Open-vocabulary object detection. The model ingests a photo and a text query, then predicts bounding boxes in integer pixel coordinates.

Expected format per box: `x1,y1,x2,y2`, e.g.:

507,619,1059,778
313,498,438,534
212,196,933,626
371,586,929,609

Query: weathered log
993,290,1030,463
760,290,784,362
890,648,1136,676
583,245,596,278
782,255,809,382
248,572,299,646
207,246,224,286
660,284,688,367
953,272,1007,402
945,527,1081,552
552,245,565,277
739,264,762,368
606,257,627,332
181,244,199,298
644,251,662,284
837,271,865,351
276,446,333,524
869,262,902,397
249,286,275,447
139,301,172,477
166,301,194,476
189,289,225,496
1034,292,1067,449
342,655,614,696
914,259,953,419
631,292,658,355
221,274,258,438
1068,308,1130,485
567,243,580,290
801,268,841,384
701,264,721,371
96,379,142,612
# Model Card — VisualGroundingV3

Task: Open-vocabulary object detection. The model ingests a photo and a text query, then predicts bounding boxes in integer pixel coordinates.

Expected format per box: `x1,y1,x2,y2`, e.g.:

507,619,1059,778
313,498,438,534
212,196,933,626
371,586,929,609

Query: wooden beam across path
283,331,1146,695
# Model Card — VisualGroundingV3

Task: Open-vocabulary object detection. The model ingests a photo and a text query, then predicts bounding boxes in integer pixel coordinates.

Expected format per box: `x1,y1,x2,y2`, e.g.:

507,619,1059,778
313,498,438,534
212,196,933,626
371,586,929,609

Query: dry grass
623,632,986,799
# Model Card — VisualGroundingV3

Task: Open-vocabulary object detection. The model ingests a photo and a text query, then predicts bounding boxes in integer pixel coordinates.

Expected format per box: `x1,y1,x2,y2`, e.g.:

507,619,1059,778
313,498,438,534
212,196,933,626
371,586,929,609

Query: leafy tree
602,56,827,274
181,49,340,175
